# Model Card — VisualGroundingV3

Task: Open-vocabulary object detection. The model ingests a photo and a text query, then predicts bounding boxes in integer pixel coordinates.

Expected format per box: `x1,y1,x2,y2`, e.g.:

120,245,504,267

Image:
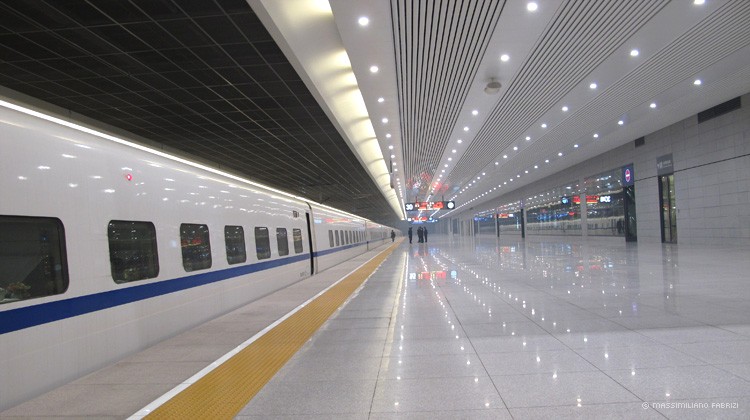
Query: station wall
452,92,749,245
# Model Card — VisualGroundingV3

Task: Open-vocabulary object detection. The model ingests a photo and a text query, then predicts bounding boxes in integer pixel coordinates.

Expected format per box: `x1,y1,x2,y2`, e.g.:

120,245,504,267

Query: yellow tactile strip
146,240,401,419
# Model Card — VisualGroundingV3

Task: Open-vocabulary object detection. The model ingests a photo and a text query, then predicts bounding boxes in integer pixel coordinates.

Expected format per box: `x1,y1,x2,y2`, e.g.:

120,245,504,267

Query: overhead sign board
405,201,456,211
622,164,634,186
656,154,674,176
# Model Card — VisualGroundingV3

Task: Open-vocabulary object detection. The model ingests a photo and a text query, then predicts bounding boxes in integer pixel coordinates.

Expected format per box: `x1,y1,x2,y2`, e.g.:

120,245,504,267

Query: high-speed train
0,99,397,411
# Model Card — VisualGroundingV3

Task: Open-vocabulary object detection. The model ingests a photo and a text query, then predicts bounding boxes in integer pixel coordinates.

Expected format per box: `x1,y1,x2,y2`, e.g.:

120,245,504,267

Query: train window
255,227,271,260
344,231,349,245
328,230,334,248
348,231,351,244
180,224,212,272
1,216,69,304
277,228,289,256
108,220,159,283
293,228,303,254
335,230,340,246
224,226,246,265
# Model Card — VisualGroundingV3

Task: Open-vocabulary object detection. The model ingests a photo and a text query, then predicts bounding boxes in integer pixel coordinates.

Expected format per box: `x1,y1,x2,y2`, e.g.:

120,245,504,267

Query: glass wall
584,169,625,237
525,181,582,236
497,201,523,235
475,210,496,235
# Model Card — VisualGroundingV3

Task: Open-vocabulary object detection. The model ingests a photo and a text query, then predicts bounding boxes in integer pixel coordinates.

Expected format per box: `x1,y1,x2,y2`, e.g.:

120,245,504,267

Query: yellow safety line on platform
146,240,402,419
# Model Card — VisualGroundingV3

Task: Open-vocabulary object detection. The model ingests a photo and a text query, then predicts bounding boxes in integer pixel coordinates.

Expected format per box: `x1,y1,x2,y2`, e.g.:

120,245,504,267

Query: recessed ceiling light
378,97,384,103
693,0,705,4
444,164,448,167
472,110,479,116
541,123,547,128
525,170,529,173
545,159,550,163
382,117,388,123
525,136,531,141
561,106,569,112
442,170,445,173
593,133,599,138
513,146,518,151
650,102,657,108
386,133,391,138
618,120,624,125
503,155,508,159
370,65,379,73
389,145,394,150
630,49,639,57
358,16,369,26
527,2,538,12
500,54,510,62
693,79,702,85
390,154,395,158
574,144,579,148
463,126,469,131
457,139,463,144
589,82,597,89
534,165,538,169
495,162,499,165
558,152,563,156
452,149,456,153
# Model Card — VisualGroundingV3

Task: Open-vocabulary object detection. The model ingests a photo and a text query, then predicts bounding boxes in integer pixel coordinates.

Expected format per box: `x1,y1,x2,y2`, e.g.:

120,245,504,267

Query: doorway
658,175,677,243
622,185,637,242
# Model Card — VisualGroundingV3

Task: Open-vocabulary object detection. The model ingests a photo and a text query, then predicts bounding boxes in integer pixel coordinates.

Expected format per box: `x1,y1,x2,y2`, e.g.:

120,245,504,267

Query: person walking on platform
423,228,428,243
390,230,396,242
408,227,413,244
417,226,424,243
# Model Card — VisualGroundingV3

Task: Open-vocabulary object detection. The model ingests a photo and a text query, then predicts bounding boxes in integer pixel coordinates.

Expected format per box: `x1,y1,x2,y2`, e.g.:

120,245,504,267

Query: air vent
634,137,645,148
697,96,741,123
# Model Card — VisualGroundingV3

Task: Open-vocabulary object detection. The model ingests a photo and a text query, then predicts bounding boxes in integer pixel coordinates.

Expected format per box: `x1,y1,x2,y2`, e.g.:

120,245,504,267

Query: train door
305,212,315,274
623,185,637,242
658,174,677,243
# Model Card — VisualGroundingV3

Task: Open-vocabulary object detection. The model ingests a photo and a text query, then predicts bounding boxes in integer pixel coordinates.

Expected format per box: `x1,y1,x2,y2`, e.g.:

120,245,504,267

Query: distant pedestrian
417,226,424,243
408,227,413,244
423,228,428,243
390,230,396,242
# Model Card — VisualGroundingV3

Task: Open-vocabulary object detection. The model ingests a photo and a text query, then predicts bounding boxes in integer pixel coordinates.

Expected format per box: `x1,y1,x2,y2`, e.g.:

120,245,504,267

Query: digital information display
405,201,455,211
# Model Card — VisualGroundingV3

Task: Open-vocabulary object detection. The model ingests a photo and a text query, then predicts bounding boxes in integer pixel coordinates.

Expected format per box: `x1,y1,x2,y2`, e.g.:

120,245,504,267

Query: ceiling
326,0,750,220
2,1,750,226
0,0,401,226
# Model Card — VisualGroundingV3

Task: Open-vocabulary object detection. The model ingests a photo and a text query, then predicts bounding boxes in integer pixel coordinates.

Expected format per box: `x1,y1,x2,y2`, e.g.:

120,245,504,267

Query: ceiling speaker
484,79,502,94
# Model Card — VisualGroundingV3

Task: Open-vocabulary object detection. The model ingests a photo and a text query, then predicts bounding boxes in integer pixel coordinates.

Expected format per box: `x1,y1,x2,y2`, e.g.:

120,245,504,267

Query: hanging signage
656,153,674,176
622,164,634,186
405,201,456,211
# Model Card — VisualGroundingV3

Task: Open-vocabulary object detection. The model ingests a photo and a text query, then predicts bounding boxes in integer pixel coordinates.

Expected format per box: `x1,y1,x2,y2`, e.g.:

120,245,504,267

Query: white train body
0,101,397,411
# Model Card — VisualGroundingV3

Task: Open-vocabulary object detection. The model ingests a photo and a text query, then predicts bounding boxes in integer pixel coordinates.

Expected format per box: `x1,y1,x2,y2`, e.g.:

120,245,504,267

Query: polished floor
238,234,750,419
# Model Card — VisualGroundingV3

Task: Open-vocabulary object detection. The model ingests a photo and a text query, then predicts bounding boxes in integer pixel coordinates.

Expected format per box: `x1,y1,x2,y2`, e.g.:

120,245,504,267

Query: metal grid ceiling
391,0,505,197
0,0,400,225
450,0,670,186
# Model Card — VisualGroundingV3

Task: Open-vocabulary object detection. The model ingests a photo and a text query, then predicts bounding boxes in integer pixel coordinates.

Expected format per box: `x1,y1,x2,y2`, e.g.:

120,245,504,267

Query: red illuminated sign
572,195,600,205
405,201,455,211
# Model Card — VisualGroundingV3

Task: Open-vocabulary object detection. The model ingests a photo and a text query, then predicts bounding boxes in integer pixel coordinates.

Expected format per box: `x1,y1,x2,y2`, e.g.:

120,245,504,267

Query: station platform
3,235,750,419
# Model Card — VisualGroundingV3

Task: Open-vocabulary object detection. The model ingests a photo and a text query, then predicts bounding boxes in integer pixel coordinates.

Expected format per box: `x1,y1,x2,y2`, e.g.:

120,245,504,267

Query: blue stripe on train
0,253,310,335
1,242,377,335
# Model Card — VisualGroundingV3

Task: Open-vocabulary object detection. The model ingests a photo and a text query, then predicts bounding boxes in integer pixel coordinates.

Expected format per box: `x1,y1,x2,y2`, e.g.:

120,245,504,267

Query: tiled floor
238,235,750,419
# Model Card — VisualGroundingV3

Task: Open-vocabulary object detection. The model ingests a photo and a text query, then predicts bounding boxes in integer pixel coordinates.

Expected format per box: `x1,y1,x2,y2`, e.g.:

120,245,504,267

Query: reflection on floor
238,235,750,419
